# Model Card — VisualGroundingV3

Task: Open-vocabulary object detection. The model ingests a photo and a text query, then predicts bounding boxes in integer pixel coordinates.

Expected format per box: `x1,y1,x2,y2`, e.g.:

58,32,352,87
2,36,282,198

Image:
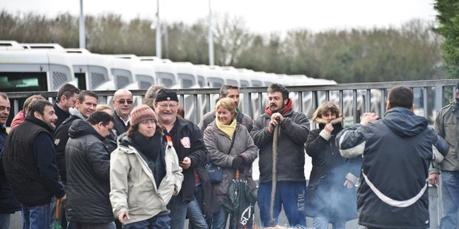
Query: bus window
240,80,250,88
112,69,133,89
156,72,176,88
136,74,155,90
178,73,195,89
89,66,109,89
207,77,224,88
197,75,206,88
0,72,47,92
74,73,87,90
50,64,72,91
226,79,238,87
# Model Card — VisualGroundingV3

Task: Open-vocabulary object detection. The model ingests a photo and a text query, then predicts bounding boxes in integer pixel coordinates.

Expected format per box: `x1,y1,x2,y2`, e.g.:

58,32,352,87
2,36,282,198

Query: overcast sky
1,0,437,33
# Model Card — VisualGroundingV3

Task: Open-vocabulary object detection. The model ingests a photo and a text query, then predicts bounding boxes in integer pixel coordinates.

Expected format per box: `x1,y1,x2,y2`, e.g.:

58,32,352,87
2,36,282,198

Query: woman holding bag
305,102,360,229
203,98,258,229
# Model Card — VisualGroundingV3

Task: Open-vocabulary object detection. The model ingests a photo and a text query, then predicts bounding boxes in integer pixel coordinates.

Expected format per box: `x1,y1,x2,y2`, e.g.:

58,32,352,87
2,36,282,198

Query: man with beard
251,83,310,228
3,100,65,229
111,89,133,135
0,92,20,228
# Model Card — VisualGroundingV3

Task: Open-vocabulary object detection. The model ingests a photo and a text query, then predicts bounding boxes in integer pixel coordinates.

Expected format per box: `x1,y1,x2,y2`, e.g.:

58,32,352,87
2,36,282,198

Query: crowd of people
0,82,457,229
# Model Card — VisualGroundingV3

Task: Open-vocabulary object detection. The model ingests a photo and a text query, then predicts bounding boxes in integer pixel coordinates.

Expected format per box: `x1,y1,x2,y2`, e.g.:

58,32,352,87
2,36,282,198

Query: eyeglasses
117,99,133,105
157,103,178,109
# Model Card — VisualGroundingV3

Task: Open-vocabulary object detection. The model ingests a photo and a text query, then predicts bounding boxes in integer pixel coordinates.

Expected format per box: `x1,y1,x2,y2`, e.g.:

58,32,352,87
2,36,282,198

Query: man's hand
344,179,354,189
268,113,284,133
428,173,440,186
360,112,379,125
180,156,191,169
117,210,130,224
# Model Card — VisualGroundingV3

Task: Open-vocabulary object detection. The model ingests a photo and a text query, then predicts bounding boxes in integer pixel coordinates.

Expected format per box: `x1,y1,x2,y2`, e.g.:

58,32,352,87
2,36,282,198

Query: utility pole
156,0,162,58
208,0,214,66
79,0,85,48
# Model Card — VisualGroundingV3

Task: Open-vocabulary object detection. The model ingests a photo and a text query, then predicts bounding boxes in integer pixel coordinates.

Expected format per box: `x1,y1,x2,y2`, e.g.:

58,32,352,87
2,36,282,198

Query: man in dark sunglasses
112,89,134,135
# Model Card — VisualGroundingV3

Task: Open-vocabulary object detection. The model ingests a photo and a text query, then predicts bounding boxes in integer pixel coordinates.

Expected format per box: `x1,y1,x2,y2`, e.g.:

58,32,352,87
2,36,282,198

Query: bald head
113,89,134,120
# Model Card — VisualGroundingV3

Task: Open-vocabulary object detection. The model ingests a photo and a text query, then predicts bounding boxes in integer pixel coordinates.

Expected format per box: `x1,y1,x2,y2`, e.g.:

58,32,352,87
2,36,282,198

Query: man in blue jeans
3,100,65,229
251,84,310,228
429,82,459,229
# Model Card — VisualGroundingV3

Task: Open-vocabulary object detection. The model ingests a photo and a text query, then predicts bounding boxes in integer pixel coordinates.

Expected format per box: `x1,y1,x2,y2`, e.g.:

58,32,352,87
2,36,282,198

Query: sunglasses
117,99,133,105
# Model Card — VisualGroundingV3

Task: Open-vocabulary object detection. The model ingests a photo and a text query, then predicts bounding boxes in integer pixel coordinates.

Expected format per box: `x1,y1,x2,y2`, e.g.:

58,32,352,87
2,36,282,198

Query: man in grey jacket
251,83,310,228
429,82,459,229
199,84,253,132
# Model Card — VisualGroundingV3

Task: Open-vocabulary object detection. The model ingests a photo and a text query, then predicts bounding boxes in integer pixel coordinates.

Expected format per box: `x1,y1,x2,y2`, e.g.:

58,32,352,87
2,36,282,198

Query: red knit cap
130,105,157,126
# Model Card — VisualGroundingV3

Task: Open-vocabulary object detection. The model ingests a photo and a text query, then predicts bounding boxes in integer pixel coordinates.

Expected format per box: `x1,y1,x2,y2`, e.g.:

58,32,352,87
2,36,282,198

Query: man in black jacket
65,111,115,228
54,90,98,184
3,100,65,229
336,86,449,229
154,89,207,229
0,92,20,228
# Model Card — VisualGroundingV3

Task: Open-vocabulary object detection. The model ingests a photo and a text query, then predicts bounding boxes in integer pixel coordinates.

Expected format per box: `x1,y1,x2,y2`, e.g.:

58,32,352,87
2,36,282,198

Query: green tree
435,0,459,78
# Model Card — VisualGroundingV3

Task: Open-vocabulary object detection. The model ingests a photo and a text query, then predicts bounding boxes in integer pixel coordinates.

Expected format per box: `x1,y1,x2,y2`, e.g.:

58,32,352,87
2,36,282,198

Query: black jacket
305,123,359,221
65,119,113,223
251,110,310,183
54,112,83,183
336,107,449,228
54,103,70,128
3,116,65,207
0,125,21,213
166,117,207,202
113,111,129,136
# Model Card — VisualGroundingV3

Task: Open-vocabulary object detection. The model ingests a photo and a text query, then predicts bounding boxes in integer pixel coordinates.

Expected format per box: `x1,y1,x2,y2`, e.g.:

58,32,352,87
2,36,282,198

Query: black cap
155,89,179,103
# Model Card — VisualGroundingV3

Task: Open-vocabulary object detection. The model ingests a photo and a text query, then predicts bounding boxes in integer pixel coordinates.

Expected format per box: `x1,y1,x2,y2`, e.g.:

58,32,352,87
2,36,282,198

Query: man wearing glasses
154,89,207,229
112,89,134,135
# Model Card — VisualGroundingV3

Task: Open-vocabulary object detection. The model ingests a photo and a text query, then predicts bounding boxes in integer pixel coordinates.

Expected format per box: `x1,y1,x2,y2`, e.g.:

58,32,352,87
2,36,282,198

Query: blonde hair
215,97,237,115
312,101,341,122
96,104,113,115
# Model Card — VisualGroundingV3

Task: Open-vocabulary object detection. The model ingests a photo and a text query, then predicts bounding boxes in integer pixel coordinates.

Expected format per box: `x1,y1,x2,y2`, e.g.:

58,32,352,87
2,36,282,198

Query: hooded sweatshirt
336,107,449,228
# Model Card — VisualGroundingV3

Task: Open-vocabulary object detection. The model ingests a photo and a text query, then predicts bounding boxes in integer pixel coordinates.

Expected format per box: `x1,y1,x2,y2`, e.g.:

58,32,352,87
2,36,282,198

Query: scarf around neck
215,118,237,139
264,98,293,117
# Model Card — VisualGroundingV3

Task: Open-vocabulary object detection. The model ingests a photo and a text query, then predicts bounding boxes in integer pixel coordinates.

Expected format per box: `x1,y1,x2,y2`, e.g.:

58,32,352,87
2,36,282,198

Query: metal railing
4,79,459,228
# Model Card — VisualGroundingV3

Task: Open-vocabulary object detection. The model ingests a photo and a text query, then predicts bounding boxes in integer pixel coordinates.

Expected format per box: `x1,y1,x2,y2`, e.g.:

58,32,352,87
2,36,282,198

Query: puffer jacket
65,119,113,223
203,121,258,205
251,110,309,183
110,133,183,225
336,107,449,228
305,122,359,221
434,102,459,172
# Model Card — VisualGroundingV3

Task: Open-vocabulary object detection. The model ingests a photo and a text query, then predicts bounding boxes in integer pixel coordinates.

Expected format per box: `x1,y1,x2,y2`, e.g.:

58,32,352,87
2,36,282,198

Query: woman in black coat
305,102,360,229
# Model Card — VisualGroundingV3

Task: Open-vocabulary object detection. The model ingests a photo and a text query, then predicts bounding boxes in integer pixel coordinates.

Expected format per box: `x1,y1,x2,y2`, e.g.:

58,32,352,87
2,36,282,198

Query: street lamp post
79,0,85,48
156,0,162,58
208,0,214,66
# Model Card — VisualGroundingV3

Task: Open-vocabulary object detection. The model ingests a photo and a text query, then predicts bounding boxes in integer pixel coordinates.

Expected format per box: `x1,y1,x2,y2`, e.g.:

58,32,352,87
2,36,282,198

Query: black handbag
206,131,237,184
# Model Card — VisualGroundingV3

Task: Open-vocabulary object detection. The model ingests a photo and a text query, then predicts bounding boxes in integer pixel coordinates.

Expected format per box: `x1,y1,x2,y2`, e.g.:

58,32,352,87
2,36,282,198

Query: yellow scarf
216,118,237,139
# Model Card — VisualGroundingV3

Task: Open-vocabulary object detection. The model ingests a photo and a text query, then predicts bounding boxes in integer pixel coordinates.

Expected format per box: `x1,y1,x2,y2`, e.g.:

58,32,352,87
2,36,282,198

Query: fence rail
4,79,459,228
